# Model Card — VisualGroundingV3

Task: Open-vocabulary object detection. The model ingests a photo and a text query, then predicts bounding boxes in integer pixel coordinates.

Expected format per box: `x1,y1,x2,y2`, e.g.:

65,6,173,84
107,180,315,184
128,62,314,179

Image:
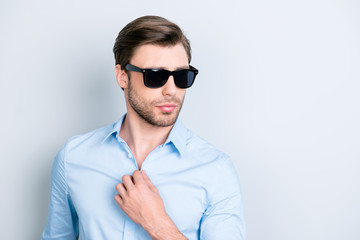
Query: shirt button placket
120,140,137,167
123,219,136,240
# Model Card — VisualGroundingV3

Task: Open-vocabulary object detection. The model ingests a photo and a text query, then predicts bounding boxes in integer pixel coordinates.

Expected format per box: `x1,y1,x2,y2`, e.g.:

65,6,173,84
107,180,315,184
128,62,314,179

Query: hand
115,170,167,229
115,170,187,240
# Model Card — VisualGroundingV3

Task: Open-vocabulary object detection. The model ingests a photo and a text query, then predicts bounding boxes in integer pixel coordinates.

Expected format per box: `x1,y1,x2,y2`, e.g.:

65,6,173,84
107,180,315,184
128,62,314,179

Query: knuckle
127,190,138,199
121,195,128,203
137,183,147,191
127,189,135,197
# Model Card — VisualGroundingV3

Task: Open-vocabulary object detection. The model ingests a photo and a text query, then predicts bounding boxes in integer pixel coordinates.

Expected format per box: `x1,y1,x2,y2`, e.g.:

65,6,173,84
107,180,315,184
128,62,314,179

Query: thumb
142,170,158,192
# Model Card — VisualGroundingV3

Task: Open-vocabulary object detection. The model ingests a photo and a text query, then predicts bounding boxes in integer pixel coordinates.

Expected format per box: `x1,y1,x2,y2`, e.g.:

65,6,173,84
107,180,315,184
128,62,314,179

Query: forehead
130,43,189,70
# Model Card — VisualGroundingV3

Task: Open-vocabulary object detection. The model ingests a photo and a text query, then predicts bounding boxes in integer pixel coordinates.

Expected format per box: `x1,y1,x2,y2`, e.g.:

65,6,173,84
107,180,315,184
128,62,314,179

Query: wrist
143,215,187,240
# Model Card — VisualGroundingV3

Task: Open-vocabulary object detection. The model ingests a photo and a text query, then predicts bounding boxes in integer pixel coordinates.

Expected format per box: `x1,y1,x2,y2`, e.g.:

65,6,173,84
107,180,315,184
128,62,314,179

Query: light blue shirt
41,115,246,240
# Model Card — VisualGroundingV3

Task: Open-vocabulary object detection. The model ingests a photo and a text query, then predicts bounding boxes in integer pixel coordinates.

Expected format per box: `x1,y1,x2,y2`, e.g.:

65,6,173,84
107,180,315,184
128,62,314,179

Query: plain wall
1,0,359,239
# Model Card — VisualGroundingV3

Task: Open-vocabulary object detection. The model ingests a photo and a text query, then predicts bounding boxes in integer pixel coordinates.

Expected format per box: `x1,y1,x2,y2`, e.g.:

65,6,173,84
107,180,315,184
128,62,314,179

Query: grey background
1,0,359,239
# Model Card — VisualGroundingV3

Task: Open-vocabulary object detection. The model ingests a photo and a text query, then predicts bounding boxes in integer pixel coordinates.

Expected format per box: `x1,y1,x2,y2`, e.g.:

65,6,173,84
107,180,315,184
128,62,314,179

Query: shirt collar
165,118,187,156
102,114,126,143
102,114,187,156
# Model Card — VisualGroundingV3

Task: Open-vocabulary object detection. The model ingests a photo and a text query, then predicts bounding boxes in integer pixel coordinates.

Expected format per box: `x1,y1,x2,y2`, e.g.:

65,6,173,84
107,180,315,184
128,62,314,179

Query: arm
41,146,78,240
199,157,246,240
115,170,187,240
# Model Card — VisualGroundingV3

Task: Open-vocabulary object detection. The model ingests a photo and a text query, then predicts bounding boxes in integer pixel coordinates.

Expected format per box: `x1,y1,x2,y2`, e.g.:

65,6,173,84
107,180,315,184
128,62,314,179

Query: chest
66,156,209,235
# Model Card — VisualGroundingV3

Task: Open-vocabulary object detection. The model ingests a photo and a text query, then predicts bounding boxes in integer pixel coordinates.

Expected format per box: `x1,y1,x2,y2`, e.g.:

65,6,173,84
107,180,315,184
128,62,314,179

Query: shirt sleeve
199,156,246,240
41,144,79,240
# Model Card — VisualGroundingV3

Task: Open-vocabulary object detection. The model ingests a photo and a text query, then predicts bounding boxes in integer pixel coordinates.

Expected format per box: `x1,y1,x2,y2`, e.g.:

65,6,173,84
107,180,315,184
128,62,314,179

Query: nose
161,76,177,96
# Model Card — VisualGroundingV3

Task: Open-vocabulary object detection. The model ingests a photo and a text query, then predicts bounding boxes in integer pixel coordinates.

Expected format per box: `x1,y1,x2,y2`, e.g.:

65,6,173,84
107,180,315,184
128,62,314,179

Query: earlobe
115,64,128,89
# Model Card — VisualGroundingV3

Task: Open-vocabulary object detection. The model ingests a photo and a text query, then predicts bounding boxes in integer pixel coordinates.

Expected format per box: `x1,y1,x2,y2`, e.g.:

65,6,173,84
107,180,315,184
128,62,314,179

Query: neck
119,112,174,169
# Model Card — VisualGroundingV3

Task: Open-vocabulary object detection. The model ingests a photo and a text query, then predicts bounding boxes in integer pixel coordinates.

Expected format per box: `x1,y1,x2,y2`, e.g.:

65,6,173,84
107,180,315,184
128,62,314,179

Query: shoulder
54,121,114,156
52,122,117,174
62,122,116,152
185,129,231,164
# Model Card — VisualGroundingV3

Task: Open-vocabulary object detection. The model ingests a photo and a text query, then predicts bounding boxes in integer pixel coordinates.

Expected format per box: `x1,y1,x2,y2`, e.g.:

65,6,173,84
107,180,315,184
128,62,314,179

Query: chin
153,114,178,127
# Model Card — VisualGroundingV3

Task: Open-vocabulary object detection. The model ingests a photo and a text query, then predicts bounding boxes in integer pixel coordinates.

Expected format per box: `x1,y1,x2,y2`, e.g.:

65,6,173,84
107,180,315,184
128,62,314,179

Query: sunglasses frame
125,63,198,89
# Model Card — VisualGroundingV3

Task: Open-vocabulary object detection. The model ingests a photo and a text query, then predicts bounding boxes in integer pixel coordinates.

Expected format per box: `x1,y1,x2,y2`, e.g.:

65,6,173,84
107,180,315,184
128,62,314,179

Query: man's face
124,43,188,127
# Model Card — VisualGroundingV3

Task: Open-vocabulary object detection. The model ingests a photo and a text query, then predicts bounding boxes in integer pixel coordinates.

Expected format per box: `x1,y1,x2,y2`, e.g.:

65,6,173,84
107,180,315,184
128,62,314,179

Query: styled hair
113,15,191,69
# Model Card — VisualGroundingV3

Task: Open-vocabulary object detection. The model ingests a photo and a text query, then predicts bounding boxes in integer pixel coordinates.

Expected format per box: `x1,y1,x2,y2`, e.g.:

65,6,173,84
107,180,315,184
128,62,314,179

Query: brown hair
113,15,191,69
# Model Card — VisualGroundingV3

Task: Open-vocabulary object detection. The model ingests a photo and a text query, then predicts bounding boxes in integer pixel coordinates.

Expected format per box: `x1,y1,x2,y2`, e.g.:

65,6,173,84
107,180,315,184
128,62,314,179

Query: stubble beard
127,80,184,127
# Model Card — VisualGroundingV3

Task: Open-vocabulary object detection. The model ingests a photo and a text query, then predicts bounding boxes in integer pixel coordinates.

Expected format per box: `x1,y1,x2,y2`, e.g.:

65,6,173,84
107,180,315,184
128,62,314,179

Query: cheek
179,90,186,100
142,89,164,104
130,77,154,99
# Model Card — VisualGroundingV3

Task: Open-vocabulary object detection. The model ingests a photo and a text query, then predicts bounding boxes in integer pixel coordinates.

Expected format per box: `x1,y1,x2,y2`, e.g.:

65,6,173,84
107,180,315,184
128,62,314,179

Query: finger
114,193,123,206
122,174,135,190
115,183,127,197
142,170,158,192
132,170,145,185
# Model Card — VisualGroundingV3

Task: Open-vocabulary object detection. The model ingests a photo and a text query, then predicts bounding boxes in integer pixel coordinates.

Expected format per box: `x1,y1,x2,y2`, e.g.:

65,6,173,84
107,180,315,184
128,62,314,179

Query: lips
156,103,177,113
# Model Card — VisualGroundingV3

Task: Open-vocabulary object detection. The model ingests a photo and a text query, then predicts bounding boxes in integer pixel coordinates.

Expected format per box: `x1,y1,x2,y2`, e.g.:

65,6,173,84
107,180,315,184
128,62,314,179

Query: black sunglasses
125,64,198,89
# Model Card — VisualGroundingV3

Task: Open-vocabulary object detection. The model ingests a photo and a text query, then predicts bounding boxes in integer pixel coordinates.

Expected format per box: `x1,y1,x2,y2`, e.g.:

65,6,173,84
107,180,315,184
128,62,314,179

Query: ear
115,64,128,89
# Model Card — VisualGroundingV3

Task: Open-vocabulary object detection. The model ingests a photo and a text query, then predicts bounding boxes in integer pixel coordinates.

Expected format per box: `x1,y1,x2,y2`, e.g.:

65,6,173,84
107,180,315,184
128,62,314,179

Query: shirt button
127,153,132,158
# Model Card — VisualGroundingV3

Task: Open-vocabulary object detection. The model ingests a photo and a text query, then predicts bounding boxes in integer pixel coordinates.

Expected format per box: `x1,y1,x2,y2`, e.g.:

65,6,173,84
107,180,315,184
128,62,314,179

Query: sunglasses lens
174,70,195,88
144,70,169,88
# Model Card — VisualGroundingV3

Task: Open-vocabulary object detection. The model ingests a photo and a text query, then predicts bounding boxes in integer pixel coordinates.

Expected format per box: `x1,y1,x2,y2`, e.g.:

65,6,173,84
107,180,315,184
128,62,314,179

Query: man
42,15,246,240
